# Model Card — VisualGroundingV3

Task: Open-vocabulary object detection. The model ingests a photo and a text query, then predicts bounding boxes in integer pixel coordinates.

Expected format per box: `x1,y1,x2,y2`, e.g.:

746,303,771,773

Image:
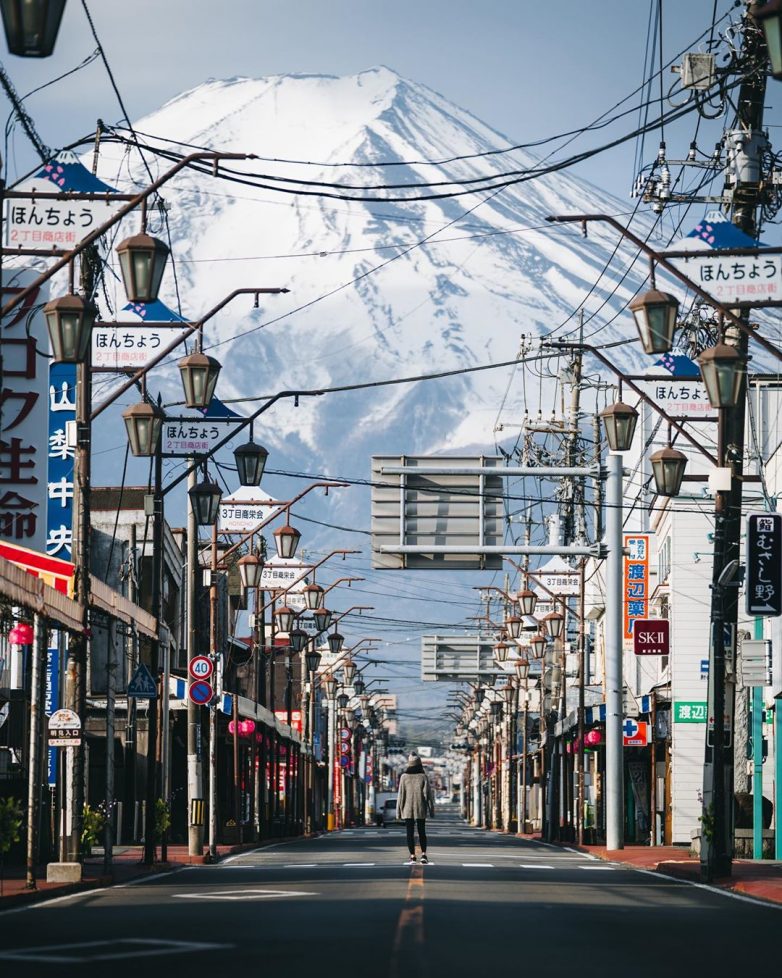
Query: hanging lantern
303,583,324,611
328,631,344,655
756,0,782,79
515,659,530,682
353,677,366,695
322,673,337,699
337,691,350,710
697,342,745,409
312,607,332,633
490,700,503,719
542,611,565,640
178,352,222,410
188,475,222,526
649,446,687,497
601,400,639,453
122,400,164,457
237,552,263,591
0,0,66,56
517,587,537,617
274,605,296,634
8,622,33,645
629,288,679,354
273,523,301,560
289,628,309,653
116,232,170,303
44,293,96,363
530,633,547,659
474,686,486,705
233,439,269,487
305,648,322,674
342,658,356,685
505,615,523,639
502,683,514,705
494,641,510,663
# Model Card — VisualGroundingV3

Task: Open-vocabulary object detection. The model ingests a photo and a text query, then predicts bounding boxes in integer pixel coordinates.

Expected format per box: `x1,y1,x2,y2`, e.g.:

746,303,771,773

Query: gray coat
396,770,435,820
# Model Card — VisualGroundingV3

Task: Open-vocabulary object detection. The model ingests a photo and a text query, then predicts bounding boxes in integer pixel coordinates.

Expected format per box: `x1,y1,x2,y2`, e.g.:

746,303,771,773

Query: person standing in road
397,751,435,864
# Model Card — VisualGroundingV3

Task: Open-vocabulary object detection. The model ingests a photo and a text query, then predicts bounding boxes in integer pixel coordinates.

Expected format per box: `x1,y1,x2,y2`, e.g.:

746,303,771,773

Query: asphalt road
1,806,779,977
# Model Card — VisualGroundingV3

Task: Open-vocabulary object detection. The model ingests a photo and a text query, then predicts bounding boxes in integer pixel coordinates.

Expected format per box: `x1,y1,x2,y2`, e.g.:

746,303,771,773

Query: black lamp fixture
289,628,309,653
44,293,96,363
542,610,565,640
123,399,164,457
1,0,65,56
490,700,503,719
337,691,350,711
305,648,322,675
273,517,301,560
630,282,679,354
312,607,332,632
342,658,356,685
274,605,296,634
234,437,269,487
697,341,745,409
322,673,337,699
601,384,639,453
327,630,344,655
474,686,486,705
116,231,170,304
649,443,688,497
755,0,782,79
303,583,324,611
237,551,263,591
353,676,366,696
517,587,537,617
188,466,222,526
178,351,222,410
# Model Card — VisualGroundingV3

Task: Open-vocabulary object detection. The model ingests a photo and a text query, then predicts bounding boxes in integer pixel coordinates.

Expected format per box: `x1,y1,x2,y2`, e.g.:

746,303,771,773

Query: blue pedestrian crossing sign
127,663,157,699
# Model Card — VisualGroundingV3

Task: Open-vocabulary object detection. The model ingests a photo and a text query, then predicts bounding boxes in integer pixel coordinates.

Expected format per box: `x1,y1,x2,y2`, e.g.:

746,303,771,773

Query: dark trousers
405,818,427,853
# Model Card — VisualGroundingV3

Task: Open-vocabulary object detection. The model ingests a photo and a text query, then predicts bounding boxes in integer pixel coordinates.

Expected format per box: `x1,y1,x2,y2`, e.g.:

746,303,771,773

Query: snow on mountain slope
92,67,650,474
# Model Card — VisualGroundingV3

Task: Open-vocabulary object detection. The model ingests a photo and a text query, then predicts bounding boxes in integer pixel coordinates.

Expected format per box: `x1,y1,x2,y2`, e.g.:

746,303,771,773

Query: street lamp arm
1,151,260,321
90,287,289,421
332,606,374,623
503,556,583,621
256,550,362,617
546,212,782,365
544,339,719,466
322,577,365,596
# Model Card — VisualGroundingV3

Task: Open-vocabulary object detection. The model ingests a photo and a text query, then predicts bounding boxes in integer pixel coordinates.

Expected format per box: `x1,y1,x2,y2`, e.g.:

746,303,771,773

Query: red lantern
584,729,603,747
8,622,33,645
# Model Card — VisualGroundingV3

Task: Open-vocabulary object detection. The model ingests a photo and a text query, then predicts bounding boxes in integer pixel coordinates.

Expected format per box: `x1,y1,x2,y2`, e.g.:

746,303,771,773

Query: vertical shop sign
623,534,650,647
46,363,76,560
746,512,782,616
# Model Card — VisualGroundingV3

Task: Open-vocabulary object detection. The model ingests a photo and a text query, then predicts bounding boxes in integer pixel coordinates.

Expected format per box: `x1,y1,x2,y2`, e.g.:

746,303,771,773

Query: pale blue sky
0,1,754,200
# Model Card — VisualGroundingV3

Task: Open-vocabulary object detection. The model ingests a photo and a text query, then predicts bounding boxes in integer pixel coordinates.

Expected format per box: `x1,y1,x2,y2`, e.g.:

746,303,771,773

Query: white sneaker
420,854,429,864
407,854,416,864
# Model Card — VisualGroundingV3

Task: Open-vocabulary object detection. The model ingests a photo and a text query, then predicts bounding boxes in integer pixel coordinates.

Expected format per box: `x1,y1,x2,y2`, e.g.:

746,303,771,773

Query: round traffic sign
188,680,214,706
189,655,214,681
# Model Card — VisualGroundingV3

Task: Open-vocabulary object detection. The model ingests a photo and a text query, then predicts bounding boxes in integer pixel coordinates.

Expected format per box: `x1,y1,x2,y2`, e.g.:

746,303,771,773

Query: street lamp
44,293,96,363
312,607,332,632
649,444,688,497
178,352,222,410
342,658,356,685
0,0,65,56
755,0,782,79
303,583,324,610
322,673,337,699
517,587,537,617
697,342,745,409
337,691,350,711
328,631,344,655
233,437,268,487
305,648,321,674
289,628,309,653
505,614,523,639
542,610,564,640
601,399,639,453
530,632,547,659
115,231,170,303
273,521,301,560
122,400,164,457
494,641,510,663
630,288,679,354
237,551,263,591
274,605,297,634
188,470,222,525
515,659,530,683
353,676,366,695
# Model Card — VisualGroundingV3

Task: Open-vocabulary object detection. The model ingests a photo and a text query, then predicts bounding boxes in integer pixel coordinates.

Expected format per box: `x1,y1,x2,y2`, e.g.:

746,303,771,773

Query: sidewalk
0,840,280,910
520,833,782,905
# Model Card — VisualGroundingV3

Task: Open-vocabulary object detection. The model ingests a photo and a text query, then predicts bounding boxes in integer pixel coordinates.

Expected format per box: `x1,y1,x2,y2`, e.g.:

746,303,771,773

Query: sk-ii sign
746,513,782,617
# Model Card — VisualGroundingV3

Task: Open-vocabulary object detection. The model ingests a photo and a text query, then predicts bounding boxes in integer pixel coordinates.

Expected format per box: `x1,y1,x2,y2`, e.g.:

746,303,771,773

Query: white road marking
520,864,554,869
578,865,617,871
462,863,494,868
174,888,317,901
343,862,376,867
284,863,318,868
0,939,233,963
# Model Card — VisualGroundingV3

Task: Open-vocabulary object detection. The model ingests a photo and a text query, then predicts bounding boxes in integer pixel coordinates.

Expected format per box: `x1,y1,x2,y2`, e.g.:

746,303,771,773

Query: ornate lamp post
0,0,65,56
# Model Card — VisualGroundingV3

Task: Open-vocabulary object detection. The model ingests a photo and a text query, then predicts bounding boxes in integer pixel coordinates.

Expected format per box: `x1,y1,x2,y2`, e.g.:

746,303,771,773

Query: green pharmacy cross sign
674,701,707,723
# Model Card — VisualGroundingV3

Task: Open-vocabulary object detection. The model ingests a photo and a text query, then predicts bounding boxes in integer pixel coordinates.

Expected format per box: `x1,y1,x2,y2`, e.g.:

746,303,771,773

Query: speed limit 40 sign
189,655,214,681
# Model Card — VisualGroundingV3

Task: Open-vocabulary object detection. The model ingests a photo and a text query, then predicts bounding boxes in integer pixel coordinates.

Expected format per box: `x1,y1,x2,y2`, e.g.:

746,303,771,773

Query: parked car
380,797,400,827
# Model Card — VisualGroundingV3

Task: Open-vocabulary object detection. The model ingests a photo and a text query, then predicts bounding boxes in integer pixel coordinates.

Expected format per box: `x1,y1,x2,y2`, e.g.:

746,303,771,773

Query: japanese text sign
633,618,669,656
46,363,75,561
92,324,191,371
623,534,650,646
746,513,782,616
161,418,241,457
670,253,782,305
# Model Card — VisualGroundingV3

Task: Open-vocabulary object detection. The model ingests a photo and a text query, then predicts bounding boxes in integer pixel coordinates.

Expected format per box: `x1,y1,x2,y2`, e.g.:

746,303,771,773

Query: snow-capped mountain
91,66,651,475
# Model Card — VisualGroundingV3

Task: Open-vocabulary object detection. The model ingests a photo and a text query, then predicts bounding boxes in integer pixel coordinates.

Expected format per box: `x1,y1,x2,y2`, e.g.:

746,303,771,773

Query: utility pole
701,8,768,882
186,467,204,855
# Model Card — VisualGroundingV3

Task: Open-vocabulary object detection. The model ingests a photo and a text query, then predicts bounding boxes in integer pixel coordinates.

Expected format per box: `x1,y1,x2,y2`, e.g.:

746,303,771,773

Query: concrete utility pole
186,467,204,856
604,453,624,851
701,9,768,882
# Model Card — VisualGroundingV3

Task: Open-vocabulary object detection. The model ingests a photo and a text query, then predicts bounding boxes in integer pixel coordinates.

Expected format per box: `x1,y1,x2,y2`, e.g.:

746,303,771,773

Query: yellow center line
389,864,427,978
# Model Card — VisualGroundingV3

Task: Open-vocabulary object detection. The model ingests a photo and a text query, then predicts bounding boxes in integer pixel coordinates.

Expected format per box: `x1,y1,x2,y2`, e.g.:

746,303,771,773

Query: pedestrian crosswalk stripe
578,865,617,870
343,862,375,867
462,863,493,867
519,864,554,869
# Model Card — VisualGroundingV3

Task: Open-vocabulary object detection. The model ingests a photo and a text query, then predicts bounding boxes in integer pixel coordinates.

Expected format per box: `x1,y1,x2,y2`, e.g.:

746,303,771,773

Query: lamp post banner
746,513,782,616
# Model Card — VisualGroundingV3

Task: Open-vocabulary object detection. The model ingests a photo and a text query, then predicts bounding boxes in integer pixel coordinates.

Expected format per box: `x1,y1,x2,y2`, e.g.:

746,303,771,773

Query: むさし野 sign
623,534,650,647
633,619,669,656
622,718,649,747
746,512,782,616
